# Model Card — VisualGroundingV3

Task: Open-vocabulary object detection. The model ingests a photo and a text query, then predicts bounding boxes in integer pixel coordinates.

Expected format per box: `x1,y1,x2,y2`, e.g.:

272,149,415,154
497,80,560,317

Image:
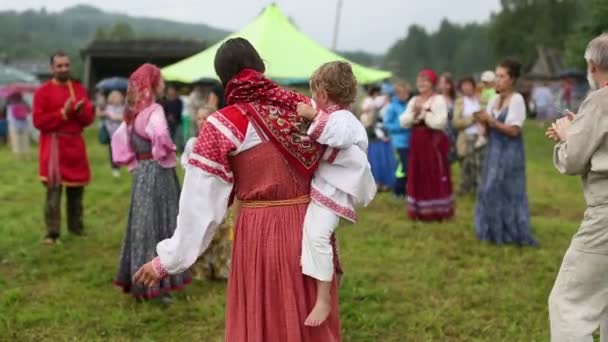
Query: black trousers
45,185,84,239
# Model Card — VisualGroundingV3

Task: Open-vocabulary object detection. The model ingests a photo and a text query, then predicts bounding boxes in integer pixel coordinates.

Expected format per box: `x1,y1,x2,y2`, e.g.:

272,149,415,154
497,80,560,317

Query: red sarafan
226,141,341,342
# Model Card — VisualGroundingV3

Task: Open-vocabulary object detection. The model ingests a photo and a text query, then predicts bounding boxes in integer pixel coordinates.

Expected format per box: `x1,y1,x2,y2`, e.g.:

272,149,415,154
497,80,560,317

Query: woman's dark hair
440,73,456,100
498,58,522,80
367,85,381,96
458,75,476,90
214,38,265,86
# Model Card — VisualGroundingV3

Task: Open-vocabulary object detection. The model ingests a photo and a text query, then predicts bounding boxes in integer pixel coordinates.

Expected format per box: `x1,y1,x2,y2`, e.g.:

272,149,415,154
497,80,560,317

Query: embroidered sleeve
151,256,168,278
154,107,254,275
308,111,368,150
188,110,246,183
308,110,330,141
156,166,233,275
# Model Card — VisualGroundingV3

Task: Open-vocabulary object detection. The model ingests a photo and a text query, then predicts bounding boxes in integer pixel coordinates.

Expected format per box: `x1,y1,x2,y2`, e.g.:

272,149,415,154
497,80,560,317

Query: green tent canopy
161,4,392,85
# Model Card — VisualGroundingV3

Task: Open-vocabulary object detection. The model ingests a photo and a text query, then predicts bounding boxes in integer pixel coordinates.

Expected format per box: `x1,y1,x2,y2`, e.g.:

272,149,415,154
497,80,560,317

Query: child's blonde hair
196,105,217,116
197,105,217,122
310,61,358,107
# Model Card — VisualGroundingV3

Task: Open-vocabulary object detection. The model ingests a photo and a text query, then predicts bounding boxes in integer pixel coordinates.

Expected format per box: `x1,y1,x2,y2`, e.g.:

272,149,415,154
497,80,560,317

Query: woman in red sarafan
133,38,342,341
399,69,454,221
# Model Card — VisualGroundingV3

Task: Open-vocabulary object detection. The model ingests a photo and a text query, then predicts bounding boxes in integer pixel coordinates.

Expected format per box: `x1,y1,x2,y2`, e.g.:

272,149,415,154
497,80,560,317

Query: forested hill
0,5,229,61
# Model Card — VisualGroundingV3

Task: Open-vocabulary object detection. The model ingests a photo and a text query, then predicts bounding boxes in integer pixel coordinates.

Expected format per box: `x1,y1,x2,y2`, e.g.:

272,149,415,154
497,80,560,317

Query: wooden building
80,39,206,91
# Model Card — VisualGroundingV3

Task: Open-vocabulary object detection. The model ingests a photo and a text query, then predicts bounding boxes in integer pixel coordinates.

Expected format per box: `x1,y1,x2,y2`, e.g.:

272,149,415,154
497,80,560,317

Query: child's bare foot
304,299,331,327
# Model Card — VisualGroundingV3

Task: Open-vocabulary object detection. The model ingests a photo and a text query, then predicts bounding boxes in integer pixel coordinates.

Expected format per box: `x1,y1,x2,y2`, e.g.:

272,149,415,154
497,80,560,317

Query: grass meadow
0,124,588,341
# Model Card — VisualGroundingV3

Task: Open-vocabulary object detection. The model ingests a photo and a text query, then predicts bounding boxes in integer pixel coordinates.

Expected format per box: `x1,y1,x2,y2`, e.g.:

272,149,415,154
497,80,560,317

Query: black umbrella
558,69,586,79
95,77,129,91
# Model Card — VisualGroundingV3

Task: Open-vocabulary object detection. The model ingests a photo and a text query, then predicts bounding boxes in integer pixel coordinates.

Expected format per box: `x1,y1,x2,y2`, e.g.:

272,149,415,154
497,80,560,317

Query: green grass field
0,124,588,341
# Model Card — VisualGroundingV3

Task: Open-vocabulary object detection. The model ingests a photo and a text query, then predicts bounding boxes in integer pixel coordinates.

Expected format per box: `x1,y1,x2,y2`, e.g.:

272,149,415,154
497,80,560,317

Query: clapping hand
62,98,74,116
74,99,85,114
551,117,573,142
412,100,425,120
546,110,575,142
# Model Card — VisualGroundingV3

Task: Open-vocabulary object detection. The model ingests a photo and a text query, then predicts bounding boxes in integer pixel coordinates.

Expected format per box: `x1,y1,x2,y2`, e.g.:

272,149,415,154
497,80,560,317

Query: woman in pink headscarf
399,69,454,221
111,63,191,300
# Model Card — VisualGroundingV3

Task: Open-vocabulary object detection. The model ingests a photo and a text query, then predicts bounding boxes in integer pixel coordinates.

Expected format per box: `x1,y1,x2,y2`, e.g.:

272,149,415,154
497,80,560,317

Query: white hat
481,71,495,83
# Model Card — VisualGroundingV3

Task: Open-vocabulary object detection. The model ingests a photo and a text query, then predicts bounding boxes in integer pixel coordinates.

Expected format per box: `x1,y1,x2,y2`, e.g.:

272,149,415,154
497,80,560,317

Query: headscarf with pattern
124,63,162,125
224,69,324,178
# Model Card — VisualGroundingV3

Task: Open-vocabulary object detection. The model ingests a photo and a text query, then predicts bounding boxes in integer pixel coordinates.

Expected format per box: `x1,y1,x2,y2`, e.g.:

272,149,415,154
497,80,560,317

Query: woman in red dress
134,38,341,341
399,69,454,221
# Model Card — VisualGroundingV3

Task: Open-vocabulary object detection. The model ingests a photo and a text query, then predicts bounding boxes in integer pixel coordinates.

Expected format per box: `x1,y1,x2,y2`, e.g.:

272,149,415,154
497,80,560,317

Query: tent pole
331,0,343,51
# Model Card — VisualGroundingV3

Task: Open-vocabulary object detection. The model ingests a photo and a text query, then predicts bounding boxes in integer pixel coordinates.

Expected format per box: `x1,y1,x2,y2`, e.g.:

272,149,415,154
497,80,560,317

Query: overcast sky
1,0,501,53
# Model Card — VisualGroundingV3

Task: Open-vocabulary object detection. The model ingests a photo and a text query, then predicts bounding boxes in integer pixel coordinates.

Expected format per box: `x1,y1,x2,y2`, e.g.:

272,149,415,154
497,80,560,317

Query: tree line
383,0,607,80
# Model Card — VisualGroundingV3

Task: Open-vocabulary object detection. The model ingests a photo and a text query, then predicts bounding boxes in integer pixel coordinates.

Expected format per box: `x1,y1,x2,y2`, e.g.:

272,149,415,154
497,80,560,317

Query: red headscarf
419,69,438,86
225,69,324,178
124,63,162,124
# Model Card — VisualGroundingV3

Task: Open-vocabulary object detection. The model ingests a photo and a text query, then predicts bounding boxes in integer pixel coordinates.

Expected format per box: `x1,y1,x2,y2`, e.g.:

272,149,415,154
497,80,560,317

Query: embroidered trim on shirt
151,256,168,279
189,153,234,183
309,111,330,141
191,118,238,183
212,111,246,142
311,187,357,222
327,148,340,164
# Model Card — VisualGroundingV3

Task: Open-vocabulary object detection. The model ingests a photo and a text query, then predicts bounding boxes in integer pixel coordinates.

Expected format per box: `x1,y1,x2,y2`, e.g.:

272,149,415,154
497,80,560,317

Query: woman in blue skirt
360,86,396,191
474,58,537,246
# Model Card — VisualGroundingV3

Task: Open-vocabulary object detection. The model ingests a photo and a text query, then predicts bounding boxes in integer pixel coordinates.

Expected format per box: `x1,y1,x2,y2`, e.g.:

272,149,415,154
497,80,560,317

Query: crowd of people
357,61,536,244
9,30,608,341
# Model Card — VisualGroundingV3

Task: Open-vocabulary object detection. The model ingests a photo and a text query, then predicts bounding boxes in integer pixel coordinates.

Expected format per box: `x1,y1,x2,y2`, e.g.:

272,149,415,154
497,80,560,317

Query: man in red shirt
33,51,95,244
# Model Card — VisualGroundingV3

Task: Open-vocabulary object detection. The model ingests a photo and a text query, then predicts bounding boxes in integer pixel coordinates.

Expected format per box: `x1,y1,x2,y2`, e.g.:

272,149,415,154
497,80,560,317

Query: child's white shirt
301,109,377,281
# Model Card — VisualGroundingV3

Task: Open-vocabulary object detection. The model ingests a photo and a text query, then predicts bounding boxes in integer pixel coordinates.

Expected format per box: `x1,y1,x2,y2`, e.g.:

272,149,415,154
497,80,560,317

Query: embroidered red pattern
311,187,357,222
190,113,241,183
309,111,330,141
243,102,324,170
188,158,233,183
327,148,340,164
309,104,349,143
224,69,324,177
213,109,246,142
152,256,168,278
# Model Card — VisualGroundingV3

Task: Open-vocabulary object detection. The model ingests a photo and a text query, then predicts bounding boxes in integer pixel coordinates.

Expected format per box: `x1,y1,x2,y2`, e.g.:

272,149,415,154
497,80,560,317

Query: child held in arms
296,61,377,326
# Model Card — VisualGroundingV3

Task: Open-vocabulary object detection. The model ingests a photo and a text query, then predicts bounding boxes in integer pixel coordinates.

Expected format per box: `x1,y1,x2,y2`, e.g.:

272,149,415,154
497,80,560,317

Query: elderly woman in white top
399,69,454,221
